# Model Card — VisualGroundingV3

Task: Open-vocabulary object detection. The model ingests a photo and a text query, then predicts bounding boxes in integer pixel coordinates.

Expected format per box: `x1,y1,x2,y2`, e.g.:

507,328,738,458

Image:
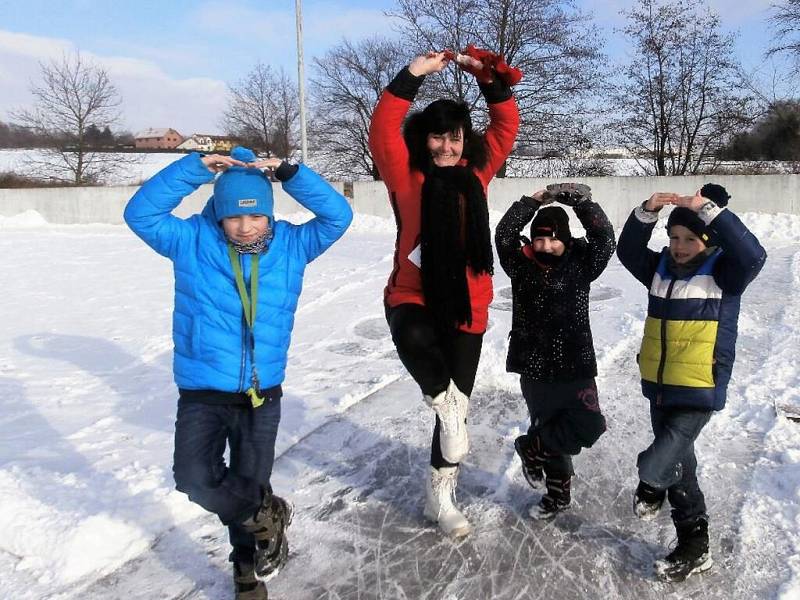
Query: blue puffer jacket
617,204,766,410
124,153,353,391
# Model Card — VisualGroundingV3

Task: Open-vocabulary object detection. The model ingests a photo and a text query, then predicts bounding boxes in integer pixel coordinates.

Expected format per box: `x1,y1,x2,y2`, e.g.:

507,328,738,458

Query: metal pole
295,0,308,162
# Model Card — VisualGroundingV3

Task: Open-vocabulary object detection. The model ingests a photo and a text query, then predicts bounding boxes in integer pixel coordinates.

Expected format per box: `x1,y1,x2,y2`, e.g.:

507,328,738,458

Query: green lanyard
227,244,264,408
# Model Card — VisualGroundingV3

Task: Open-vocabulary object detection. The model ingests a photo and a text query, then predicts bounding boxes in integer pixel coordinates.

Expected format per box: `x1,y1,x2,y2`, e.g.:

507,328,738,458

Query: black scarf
420,165,493,329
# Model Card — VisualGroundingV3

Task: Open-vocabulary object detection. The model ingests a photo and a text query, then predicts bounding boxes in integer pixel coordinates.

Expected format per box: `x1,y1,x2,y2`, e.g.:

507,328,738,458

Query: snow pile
0,209,49,227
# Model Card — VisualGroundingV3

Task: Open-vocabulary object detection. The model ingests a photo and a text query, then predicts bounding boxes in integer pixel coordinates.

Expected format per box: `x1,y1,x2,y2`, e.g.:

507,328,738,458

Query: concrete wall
0,182,346,225
355,174,800,230
1,175,797,227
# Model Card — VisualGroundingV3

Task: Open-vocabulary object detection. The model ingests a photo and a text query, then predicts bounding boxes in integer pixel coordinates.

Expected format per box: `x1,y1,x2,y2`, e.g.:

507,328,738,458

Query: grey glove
544,182,592,206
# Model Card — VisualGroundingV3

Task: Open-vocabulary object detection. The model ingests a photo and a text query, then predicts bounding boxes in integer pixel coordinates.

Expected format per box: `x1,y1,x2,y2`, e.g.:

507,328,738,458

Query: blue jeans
637,406,713,523
173,398,281,563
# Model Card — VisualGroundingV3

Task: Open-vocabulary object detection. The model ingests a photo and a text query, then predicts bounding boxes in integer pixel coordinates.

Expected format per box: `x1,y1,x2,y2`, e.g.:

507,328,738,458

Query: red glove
444,45,523,86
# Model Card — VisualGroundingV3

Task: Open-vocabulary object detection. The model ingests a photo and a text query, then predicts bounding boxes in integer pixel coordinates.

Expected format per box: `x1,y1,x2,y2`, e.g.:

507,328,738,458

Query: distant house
176,134,238,153
134,128,184,150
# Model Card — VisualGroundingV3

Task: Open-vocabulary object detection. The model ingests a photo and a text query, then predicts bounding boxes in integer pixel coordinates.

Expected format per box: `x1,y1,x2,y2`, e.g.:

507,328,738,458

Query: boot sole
423,509,472,539
529,503,571,521
254,501,295,582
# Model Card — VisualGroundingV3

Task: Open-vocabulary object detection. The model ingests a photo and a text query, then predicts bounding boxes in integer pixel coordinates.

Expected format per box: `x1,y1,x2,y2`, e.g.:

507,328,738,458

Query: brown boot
241,494,294,580
233,561,268,600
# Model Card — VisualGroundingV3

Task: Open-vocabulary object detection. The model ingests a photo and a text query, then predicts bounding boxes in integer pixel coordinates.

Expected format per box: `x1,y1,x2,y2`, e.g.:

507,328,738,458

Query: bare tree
389,0,606,171
610,0,754,175
309,36,407,180
222,63,299,158
769,0,800,66
12,52,125,184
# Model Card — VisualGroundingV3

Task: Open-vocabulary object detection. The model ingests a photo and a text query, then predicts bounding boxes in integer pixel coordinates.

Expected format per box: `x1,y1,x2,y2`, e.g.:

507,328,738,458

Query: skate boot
633,480,666,520
423,466,472,538
514,434,547,488
241,493,294,580
233,560,268,600
529,475,571,520
425,381,469,463
654,517,713,582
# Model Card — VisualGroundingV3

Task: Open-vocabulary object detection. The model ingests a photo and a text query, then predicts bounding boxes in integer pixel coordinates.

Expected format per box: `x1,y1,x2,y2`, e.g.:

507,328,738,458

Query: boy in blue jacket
616,184,765,583
125,147,352,599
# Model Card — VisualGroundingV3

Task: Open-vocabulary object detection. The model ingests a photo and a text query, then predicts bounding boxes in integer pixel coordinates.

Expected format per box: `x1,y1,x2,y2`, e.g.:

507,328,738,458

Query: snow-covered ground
1,207,799,599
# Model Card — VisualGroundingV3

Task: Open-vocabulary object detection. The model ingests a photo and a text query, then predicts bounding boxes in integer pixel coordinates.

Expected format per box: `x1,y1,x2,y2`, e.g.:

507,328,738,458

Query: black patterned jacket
495,200,616,382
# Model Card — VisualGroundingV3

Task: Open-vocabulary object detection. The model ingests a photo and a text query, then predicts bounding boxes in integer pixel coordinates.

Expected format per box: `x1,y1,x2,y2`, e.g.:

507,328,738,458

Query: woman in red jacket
369,50,519,537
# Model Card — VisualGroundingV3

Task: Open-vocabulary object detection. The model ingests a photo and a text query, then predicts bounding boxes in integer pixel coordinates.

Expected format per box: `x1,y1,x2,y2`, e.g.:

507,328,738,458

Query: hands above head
200,154,247,174
544,182,592,206
248,157,283,172
451,52,492,83
408,52,450,77
673,190,707,212
643,192,680,212
521,189,551,208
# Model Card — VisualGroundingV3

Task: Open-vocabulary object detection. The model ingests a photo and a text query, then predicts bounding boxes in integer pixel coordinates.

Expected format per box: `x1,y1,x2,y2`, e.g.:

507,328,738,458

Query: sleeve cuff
386,67,425,101
634,203,660,223
274,161,299,182
697,201,724,225
478,78,513,104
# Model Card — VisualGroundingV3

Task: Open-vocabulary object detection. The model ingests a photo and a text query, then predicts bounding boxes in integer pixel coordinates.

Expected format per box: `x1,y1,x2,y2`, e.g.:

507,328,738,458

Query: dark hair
403,99,488,172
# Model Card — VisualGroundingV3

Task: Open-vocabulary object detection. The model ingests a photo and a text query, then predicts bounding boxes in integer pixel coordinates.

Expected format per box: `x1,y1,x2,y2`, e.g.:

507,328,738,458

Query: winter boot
514,434,547,489
654,517,713,582
233,560,268,600
529,475,571,520
633,480,666,520
424,380,469,463
423,466,472,538
241,493,294,580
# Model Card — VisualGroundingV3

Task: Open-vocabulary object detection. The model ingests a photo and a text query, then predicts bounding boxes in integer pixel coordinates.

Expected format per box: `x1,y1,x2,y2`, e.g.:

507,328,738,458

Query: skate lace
433,470,459,505
437,387,464,435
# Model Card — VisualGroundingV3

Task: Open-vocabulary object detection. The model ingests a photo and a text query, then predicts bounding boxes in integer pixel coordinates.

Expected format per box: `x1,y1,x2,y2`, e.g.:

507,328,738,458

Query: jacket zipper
655,278,676,405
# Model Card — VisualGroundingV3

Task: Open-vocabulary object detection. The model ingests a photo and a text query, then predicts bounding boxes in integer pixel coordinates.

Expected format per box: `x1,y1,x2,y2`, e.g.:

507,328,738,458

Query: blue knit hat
212,146,273,220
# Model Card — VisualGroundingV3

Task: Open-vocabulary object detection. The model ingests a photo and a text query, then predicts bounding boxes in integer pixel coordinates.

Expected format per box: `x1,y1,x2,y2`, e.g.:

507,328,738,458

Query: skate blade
655,555,714,582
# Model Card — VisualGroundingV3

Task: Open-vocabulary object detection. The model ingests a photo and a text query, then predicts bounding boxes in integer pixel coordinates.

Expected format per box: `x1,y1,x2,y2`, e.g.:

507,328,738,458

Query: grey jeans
637,406,713,523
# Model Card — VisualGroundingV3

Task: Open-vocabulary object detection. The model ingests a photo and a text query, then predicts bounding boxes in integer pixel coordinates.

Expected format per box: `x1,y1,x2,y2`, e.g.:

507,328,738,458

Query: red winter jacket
369,76,519,334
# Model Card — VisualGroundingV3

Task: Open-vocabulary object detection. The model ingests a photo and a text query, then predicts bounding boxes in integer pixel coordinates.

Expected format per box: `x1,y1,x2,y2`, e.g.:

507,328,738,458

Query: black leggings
386,303,483,468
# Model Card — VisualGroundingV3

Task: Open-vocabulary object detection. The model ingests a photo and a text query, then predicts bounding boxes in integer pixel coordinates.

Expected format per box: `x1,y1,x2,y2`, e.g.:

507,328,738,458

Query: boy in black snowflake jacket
495,183,616,519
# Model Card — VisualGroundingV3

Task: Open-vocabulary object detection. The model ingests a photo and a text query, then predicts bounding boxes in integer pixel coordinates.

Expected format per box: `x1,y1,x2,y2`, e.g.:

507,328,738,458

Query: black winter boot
241,494,294,580
654,517,713,582
634,480,666,520
233,560,268,600
515,434,547,488
529,475,571,520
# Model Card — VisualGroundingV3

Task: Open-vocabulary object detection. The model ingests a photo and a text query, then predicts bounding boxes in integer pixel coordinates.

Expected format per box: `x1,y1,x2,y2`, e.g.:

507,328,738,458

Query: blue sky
0,0,787,135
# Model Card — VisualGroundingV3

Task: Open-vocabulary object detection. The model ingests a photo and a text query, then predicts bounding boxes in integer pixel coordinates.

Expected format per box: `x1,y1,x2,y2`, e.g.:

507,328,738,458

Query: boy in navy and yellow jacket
616,183,765,583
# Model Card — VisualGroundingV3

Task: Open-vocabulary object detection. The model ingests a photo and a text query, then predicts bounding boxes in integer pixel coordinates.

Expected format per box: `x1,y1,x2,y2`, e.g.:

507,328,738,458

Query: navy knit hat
212,146,273,221
667,207,710,246
530,206,571,244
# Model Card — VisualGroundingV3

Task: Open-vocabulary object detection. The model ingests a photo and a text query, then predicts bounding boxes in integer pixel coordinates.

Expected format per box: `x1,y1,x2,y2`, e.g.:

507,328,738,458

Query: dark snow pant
637,406,713,523
386,303,483,469
520,376,607,479
173,397,281,564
